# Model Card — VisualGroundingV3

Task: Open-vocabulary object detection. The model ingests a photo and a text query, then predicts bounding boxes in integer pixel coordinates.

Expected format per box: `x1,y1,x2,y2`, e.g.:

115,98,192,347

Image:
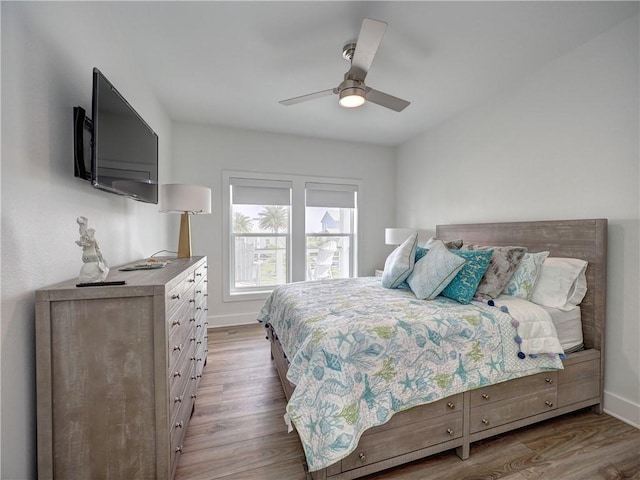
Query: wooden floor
175,324,640,480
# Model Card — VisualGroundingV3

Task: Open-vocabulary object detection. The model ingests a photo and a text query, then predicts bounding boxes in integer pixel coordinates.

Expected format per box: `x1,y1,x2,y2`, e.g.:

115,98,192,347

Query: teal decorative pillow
503,251,550,299
463,245,527,298
415,245,428,262
407,241,466,300
381,233,418,289
440,249,493,304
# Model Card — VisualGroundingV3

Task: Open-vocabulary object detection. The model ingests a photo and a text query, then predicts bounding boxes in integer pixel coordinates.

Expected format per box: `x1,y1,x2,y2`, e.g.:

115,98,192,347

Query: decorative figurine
75,216,109,282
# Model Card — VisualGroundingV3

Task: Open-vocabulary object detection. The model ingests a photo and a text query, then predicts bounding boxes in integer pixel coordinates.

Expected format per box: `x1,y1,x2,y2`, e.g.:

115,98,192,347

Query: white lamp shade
385,227,416,245
159,184,212,214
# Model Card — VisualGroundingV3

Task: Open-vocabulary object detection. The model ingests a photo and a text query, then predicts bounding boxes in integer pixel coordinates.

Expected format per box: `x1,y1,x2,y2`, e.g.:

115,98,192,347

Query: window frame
223,170,361,303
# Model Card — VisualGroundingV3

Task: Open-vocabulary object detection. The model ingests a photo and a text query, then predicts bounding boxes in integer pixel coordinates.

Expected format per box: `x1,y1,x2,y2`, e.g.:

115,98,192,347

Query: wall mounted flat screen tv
75,68,158,204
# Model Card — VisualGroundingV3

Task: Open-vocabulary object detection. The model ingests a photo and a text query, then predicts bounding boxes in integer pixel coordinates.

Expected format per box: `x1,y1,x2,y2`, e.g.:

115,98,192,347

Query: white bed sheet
541,305,583,353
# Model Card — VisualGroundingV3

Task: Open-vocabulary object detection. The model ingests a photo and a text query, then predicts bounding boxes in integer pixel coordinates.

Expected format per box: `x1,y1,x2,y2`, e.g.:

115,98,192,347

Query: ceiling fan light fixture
339,89,366,108
338,80,366,108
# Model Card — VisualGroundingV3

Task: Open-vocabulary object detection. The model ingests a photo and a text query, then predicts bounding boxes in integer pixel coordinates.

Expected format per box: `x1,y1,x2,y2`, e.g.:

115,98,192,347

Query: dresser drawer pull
481,418,490,425
204,265,208,269
545,377,554,384
175,445,183,453
196,273,202,277
197,374,202,379
196,290,202,294
173,344,182,352
545,400,554,407
204,294,209,297
189,299,195,303
190,356,197,361
191,393,197,399
174,396,183,403
172,319,181,326
447,402,455,409
190,318,196,323
446,428,454,436
175,421,184,429
173,371,182,378
196,307,202,311
188,278,195,283
482,393,490,400
172,294,181,300
191,375,197,380
358,452,366,462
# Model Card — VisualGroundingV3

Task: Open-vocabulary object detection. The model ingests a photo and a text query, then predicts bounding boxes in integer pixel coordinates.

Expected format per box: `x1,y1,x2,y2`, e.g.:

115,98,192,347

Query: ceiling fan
279,18,410,112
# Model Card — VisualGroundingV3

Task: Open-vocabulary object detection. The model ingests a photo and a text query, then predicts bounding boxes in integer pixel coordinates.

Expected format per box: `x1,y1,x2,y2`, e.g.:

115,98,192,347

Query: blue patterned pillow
381,233,418,289
440,249,493,304
503,251,550,299
407,241,466,300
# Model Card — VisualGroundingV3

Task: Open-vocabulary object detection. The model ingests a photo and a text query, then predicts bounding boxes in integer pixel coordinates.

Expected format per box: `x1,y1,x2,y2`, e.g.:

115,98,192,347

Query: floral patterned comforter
257,277,563,472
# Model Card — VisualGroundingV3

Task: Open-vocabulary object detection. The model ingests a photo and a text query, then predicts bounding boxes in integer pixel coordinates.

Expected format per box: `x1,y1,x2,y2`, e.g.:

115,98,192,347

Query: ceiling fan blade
279,88,336,106
349,18,388,81
365,88,410,112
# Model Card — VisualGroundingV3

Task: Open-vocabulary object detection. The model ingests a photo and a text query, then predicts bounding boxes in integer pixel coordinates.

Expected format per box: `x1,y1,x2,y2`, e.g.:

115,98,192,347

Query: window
305,183,357,281
229,178,291,294
224,172,360,301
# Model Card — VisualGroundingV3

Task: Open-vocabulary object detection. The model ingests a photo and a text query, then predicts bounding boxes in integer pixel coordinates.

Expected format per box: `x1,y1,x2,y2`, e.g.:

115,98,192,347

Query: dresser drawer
470,372,557,406
166,280,191,318
341,412,463,472
170,381,195,476
470,388,556,433
194,263,207,285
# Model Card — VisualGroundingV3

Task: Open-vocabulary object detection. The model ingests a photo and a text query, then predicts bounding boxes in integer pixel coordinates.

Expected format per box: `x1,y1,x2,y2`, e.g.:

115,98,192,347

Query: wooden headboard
436,219,607,352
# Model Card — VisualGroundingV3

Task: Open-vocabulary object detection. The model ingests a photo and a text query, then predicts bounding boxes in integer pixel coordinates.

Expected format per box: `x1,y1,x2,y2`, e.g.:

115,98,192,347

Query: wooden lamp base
177,212,192,258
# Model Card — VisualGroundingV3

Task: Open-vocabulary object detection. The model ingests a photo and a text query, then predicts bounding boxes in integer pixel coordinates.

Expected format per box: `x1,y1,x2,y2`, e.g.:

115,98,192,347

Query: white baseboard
603,390,640,428
207,312,258,328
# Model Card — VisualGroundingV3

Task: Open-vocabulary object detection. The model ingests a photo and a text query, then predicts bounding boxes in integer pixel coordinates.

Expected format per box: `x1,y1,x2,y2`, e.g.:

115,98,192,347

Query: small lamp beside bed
385,227,416,245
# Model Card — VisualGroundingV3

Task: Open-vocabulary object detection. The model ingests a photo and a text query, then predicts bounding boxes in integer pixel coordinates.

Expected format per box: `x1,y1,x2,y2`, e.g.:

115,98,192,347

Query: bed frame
266,219,607,480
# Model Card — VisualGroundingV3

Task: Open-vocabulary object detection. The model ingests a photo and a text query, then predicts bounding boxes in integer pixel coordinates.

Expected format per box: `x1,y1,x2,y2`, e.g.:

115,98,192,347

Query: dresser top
35,256,206,302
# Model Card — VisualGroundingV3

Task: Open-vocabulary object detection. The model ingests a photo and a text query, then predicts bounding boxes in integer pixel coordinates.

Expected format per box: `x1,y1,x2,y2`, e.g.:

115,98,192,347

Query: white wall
172,122,396,326
396,15,640,426
1,4,173,478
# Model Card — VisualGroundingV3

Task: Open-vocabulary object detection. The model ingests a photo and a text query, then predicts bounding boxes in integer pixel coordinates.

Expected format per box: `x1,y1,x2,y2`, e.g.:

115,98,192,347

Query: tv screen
91,68,158,203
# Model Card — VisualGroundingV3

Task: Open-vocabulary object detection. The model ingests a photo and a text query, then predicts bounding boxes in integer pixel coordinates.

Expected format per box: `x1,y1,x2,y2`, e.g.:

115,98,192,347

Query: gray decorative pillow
407,240,466,300
462,244,527,298
424,236,463,250
382,233,418,289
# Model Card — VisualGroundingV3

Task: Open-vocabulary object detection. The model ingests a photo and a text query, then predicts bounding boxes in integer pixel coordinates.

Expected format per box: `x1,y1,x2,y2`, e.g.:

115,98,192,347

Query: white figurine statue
76,216,109,283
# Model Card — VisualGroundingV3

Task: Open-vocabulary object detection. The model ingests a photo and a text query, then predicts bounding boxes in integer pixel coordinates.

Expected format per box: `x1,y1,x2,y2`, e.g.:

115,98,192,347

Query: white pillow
407,240,466,300
382,233,418,289
530,257,588,311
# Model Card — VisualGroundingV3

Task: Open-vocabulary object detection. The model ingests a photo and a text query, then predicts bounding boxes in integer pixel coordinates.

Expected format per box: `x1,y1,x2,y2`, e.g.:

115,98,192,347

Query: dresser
35,256,208,479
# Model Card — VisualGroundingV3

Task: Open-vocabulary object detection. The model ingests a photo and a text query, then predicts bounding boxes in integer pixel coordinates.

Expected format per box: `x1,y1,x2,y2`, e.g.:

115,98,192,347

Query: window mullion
291,179,306,282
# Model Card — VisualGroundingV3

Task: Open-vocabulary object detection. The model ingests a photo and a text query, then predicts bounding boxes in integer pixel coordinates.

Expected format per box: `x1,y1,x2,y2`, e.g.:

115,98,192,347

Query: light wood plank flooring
175,324,640,480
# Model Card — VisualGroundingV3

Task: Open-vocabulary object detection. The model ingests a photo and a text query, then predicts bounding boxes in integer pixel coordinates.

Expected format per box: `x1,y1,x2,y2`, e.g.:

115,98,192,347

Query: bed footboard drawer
341,412,463,472
470,389,557,433
558,350,601,407
470,372,557,406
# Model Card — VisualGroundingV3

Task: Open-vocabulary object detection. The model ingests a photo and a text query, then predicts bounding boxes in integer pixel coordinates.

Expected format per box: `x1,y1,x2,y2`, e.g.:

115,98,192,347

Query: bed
260,219,607,480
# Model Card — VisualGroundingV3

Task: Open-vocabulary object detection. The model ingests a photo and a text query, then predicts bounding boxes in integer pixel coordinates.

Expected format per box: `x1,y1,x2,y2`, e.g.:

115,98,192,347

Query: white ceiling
75,2,640,146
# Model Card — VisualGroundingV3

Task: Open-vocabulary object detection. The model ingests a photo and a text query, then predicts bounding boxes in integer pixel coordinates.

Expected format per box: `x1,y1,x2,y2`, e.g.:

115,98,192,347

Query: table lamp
159,184,212,258
385,228,416,245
